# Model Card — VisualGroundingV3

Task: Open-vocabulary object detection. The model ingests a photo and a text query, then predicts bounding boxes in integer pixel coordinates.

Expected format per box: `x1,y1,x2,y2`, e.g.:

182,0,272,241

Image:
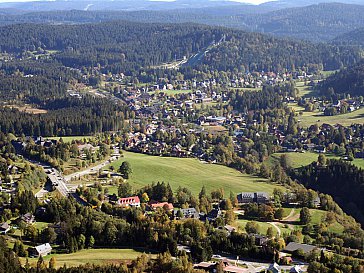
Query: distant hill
241,3,364,42
319,60,364,96
1,0,364,12
0,21,360,74
332,27,364,46
1,3,364,42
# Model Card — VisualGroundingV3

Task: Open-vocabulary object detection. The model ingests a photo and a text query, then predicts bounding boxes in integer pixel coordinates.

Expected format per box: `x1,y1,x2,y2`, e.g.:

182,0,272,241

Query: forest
292,159,364,225
319,60,364,96
0,21,360,74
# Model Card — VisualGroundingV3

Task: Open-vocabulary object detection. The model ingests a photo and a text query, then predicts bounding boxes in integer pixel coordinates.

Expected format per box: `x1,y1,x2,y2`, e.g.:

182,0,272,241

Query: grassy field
107,151,283,195
298,107,364,127
295,81,318,98
149,89,193,95
20,248,154,268
48,136,94,143
310,209,345,234
268,151,364,170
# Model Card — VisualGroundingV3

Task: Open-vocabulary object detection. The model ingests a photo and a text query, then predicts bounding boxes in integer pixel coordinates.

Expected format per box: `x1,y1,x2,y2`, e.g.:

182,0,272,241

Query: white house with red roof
118,196,141,207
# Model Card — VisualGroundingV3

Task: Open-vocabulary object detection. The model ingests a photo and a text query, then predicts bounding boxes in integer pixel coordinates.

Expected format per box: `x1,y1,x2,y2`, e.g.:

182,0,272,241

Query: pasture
106,151,283,195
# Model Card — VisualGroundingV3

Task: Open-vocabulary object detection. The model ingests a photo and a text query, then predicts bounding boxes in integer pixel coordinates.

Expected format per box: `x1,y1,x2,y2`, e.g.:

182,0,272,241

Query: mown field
48,136,94,143
107,151,283,195
267,151,364,170
297,107,364,127
20,248,154,268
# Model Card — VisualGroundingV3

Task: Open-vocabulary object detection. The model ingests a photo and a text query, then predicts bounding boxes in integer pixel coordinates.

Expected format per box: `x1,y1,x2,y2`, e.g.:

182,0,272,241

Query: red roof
118,196,140,206
150,202,174,210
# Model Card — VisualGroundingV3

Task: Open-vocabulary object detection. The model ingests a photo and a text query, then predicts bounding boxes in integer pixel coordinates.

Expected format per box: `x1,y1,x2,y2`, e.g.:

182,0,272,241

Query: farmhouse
29,243,52,257
118,196,140,207
21,213,35,224
0,222,10,234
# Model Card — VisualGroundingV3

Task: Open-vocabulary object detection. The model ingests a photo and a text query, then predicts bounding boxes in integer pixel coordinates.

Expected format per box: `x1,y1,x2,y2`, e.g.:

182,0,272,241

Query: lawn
20,248,155,268
106,151,283,195
294,107,364,127
237,219,276,235
149,89,193,96
310,209,344,234
48,136,94,143
295,81,318,98
268,151,364,170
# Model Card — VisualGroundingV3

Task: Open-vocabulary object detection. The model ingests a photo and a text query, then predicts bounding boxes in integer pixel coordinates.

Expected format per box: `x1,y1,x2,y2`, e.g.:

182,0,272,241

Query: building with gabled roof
30,243,52,257
118,196,140,207
0,222,11,234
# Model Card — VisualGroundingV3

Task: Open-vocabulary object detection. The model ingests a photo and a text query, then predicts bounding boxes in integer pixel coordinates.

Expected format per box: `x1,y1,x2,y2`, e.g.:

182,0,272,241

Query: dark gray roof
284,242,317,254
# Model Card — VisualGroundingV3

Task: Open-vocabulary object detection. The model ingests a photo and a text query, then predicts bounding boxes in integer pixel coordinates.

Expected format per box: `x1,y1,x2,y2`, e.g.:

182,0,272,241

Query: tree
300,207,311,225
41,227,57,243
266,227,274,238
49,257,56,269
119,161,132,179
318,154,327,166
87,235,95,249
118,182,133,198
141,192,149,203
245,221,260,234
274,208,284,220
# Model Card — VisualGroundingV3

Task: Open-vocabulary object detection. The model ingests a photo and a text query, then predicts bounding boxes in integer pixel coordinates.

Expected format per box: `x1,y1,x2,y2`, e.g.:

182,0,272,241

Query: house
219,225,237,234
150,202,174,211
118,196,140,207
206,208,221,221
194,262,216,271
0,222,10,234
283,242,318,255
21,213,35,224
174,208,199,219
290,265,304,273
253,234,269,246
237,192,269,204
29,243,52,257
267,262,281,273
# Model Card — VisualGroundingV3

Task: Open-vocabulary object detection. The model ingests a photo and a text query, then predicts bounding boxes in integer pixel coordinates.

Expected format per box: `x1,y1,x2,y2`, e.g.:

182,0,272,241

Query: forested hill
240,3,364,42
0,21,360,74
332,27,364,47
293,159,364,225
0,3,364,42
319,60,364,96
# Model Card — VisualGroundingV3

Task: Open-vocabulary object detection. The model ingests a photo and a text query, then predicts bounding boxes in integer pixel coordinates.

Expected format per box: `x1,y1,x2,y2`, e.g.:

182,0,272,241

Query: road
27,159,69,198
32,145,120,198
214,254,308,272
268,222,281,237
64,145,120,183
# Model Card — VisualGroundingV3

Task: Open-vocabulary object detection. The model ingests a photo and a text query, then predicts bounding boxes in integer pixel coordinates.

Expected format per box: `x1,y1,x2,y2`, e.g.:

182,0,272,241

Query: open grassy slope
107,151,283,195
268,151,364,170
20,248,154,268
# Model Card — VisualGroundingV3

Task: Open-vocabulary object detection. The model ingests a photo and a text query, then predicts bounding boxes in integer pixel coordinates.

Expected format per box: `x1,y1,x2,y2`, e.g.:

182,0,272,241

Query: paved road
64,145,119,183
28,159,69,198
31,145,120,198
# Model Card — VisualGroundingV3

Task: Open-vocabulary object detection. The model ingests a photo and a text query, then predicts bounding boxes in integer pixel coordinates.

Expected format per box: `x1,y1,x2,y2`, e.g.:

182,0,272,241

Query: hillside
319,60,364,96
241,3,364,42
332,27,364,46
0,3,364,41
106,151,283,195
0,21,358,74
